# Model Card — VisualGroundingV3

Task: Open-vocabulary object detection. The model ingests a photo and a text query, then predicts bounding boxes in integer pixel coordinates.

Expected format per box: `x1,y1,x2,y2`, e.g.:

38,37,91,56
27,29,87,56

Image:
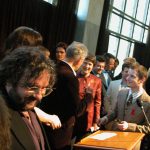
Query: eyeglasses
20,83,54,97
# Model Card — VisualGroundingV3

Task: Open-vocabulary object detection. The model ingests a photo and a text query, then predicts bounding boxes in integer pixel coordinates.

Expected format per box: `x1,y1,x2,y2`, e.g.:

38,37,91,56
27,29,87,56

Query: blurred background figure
103,53,116,79
55,42,68,62
1,26,43,60
113,57,136,80
38,45,51,59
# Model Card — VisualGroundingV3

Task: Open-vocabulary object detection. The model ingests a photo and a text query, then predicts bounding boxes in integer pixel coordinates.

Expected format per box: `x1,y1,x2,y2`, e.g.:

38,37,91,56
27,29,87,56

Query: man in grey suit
100,62,150,133
100,62,150,149
104,62,133,115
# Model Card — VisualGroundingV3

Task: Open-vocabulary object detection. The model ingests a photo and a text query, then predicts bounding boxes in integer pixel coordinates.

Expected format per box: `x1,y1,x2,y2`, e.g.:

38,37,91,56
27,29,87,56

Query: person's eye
30,87,38,90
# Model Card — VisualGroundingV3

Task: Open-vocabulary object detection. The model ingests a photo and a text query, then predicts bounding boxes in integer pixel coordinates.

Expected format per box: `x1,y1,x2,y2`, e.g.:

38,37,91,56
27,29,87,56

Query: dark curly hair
0,46,56,88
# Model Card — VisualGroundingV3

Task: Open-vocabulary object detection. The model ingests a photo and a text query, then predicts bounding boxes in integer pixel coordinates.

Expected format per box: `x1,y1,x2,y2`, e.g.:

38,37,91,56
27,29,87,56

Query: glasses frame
19,83,54,97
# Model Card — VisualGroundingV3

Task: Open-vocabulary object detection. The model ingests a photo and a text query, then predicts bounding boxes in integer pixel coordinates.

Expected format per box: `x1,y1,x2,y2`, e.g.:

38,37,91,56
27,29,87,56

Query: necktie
127,94,133,106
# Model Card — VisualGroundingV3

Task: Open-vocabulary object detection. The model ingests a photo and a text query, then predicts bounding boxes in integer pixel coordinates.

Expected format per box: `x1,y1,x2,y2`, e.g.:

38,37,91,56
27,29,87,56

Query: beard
8,89,40,111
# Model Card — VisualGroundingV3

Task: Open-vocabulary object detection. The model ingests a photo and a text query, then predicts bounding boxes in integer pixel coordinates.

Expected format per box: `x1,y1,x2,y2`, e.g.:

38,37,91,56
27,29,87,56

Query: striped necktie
127,94,133,106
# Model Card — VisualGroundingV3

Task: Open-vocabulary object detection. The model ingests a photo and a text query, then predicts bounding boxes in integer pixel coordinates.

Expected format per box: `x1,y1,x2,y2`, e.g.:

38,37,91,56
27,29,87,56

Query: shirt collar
62,60,76,76
129,87,144,100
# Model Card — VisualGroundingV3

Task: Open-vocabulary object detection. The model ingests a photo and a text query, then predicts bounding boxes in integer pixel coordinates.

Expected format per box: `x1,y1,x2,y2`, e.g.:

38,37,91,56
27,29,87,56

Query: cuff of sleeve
126,123,137,132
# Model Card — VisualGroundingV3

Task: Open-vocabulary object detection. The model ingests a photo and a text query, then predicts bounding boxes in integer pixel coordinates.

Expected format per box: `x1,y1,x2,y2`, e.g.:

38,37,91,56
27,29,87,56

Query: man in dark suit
40,41,88,150
0,46,55,150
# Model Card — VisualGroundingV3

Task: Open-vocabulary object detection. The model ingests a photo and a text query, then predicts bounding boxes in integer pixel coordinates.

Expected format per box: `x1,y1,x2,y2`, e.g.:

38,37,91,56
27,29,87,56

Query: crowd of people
0,26,150,150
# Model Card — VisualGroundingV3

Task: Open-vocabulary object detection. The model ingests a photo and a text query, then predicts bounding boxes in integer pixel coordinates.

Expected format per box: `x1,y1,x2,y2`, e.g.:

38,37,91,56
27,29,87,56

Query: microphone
136,99,150,125
136,98,143,108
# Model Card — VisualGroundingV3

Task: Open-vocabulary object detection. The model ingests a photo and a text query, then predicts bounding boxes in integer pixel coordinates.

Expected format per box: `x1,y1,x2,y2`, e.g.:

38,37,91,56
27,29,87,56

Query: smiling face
81,60,94,77
6,70,50,111
94,61,105,74
126,68,142,90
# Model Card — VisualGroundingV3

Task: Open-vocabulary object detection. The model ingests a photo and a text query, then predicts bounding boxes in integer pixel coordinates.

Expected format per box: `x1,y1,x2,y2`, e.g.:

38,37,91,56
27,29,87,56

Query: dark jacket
40,61,87,149
0,89,51,150
91,71,111,117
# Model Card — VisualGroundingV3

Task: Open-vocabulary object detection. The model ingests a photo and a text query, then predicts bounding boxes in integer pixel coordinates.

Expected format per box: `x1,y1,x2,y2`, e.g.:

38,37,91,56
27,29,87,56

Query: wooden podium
74,130,145,150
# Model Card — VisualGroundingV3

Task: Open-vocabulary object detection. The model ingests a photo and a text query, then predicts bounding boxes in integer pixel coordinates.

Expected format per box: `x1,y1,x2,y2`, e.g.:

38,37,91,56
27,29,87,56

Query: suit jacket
75,74,101,133
104,79,128,113
107,88,150,134
0,90,51,150
40,61,87,149
91,71,111,117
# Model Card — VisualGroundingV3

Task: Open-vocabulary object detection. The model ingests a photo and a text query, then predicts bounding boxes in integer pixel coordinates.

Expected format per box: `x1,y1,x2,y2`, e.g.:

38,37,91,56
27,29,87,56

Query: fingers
117,121,128,131
46,115,62,129
98,116,108,126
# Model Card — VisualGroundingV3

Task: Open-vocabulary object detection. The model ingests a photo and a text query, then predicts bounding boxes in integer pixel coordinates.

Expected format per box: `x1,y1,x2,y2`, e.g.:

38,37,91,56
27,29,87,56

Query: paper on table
89,132,117,140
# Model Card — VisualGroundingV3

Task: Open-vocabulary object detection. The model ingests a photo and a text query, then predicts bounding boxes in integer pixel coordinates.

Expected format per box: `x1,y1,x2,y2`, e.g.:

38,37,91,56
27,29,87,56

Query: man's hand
98,116,108,126
117,121,128,131
45,114,62,129
34,107,62,129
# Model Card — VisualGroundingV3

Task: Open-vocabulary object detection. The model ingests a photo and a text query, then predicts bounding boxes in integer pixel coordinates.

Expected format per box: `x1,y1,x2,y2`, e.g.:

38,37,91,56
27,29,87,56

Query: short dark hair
2,26,43,60
85,54,96,66
96,55,106,63
0,46,56,88
56,42,68,51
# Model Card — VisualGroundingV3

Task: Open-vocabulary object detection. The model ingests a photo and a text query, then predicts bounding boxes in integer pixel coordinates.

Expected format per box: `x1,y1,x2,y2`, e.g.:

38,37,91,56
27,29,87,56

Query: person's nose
34,93,43,101
34,89,45,101
126,75,129,82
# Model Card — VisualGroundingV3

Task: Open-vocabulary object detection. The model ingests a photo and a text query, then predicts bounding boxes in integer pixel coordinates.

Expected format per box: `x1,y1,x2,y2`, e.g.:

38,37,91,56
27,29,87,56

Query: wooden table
74,130,145,150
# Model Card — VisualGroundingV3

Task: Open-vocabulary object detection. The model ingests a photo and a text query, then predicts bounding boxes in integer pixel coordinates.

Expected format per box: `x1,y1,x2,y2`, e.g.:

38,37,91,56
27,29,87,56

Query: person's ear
139,77,146,84
142,77,146,83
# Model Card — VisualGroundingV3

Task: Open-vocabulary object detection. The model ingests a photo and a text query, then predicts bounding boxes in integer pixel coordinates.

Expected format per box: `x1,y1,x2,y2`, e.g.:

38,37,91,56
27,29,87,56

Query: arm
93,79,101,131
34,107,62,129
118,113,150,134
100,94,119,126
104,83,113,114
117,121,150,134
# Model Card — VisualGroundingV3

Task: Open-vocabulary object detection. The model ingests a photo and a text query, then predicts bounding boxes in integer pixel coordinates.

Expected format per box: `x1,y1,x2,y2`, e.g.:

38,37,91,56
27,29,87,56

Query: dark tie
127,95,133,106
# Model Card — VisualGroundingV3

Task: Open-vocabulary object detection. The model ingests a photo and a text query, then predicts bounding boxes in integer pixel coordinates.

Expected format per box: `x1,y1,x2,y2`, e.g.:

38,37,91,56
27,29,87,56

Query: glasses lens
44,88,53,97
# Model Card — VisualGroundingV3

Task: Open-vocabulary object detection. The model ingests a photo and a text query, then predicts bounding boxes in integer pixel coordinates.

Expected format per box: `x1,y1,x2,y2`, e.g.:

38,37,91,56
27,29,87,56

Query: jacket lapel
120,89,130,120
100,74,108,88
10,109,36,150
